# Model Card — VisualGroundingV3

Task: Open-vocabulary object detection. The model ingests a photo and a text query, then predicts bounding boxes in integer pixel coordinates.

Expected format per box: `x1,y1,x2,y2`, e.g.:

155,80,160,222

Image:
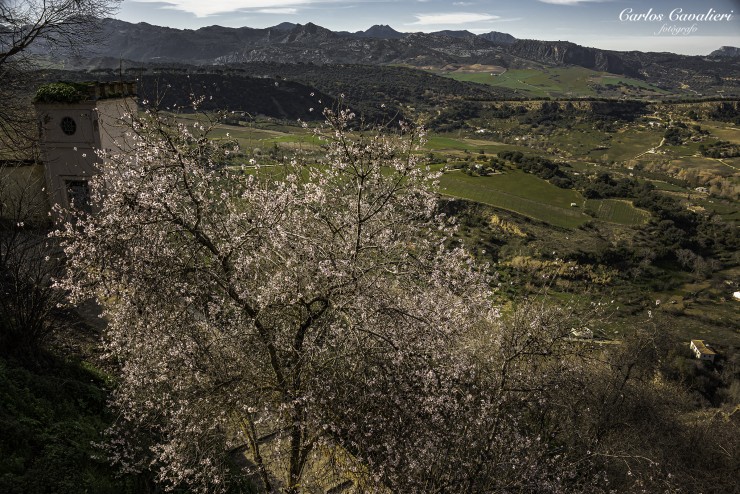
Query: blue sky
116,0,740,55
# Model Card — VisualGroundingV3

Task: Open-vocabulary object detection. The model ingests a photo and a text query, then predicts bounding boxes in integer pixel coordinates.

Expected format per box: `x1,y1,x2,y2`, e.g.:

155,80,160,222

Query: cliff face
506,40,638,76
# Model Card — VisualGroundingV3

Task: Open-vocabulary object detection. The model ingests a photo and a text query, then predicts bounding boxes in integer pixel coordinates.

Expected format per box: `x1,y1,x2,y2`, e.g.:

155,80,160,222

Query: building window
66,180,92,213
60,116,76,136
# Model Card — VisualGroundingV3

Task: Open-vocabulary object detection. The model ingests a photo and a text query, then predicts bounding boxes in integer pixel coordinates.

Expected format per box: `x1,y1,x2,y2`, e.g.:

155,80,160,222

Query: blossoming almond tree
54,106,503,492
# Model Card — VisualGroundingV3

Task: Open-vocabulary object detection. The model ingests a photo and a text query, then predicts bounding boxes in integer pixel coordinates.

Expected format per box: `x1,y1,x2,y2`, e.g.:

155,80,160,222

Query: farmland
177,104,737,231
4,13,740,493
438,66,670,99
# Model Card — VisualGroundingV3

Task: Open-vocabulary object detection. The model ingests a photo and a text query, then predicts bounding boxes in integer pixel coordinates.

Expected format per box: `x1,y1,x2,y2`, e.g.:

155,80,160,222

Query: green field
425,135,478,151
648,180,687,192
267,134,325,147
594,128,664,162
446,69,568,98
424,135,531,156
671,156,738,177
600,76,669,93
439,169,587,228
702,121,740,143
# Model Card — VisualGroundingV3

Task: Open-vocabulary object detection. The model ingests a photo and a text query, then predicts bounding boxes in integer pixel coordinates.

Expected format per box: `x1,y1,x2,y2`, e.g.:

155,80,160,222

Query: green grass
702,121,740,143
447,69,565,98
648,180,687,192
436,164,652,228
439,169,587,229
695,198,740,223
600,76,669,93
425,135,478,151
671,156,738,177
209,126,285,141
424,135,534,157
586,198,650,225
266,134,324,147
595,128,664,162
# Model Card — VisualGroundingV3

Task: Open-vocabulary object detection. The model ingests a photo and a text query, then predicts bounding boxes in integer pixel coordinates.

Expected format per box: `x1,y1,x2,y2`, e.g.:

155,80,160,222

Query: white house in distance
34,81,136,214
689,339,716,363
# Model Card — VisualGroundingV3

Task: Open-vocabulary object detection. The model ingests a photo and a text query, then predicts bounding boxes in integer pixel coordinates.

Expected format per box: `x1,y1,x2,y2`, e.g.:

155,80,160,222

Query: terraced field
585,199,650,225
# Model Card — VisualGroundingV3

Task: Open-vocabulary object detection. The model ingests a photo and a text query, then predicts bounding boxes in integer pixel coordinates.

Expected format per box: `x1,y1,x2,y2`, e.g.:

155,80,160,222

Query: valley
166,90,738,352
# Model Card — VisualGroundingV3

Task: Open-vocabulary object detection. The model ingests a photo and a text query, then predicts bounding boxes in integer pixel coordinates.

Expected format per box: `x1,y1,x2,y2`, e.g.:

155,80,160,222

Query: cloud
408,12,500,26
256,8,298,14
538,0,608,4
453,2,475,5
130,0,311,17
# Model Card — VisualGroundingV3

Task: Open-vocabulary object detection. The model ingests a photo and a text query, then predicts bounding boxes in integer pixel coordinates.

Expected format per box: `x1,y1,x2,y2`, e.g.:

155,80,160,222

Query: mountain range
49,19,740,97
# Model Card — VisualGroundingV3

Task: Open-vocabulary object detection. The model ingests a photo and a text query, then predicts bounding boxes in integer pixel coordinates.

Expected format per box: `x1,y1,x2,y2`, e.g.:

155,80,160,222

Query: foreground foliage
0,354,141,494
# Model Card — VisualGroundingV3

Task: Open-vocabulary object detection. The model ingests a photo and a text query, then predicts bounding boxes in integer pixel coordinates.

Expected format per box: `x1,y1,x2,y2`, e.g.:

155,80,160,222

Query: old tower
34,81,137,213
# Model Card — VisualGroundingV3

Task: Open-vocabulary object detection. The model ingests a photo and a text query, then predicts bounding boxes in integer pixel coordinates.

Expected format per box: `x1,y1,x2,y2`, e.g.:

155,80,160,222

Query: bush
33,82,91,104
0,227,66,358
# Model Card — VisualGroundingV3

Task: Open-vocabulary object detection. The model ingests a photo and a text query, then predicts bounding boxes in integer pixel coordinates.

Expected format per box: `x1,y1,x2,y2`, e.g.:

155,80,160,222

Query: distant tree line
497,150,574,188
699,140,740,158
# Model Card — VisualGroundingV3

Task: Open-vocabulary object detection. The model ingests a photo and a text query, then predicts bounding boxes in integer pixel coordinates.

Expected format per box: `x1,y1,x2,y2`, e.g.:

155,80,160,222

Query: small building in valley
690,339,716,362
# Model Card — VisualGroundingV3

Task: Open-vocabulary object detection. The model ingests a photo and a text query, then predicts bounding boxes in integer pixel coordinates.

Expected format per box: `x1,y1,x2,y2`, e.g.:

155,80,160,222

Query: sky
115,0,740,55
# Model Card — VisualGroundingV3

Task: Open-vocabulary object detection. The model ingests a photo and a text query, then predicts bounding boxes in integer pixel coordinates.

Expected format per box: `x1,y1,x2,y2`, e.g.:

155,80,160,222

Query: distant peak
294,22,326,31
359,24,404,39
477,31,516,45
270,22,297,31
282,22,337,41
709,46,740,57
432,30,476,39
367,24,396,31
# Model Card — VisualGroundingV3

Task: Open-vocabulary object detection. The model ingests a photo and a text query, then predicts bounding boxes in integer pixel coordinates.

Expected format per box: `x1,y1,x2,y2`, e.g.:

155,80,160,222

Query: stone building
33,81,137,215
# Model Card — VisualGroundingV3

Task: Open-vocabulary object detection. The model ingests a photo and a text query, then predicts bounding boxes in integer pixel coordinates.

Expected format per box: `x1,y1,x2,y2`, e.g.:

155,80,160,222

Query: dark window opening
66,180,92,213
61,116,76,136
